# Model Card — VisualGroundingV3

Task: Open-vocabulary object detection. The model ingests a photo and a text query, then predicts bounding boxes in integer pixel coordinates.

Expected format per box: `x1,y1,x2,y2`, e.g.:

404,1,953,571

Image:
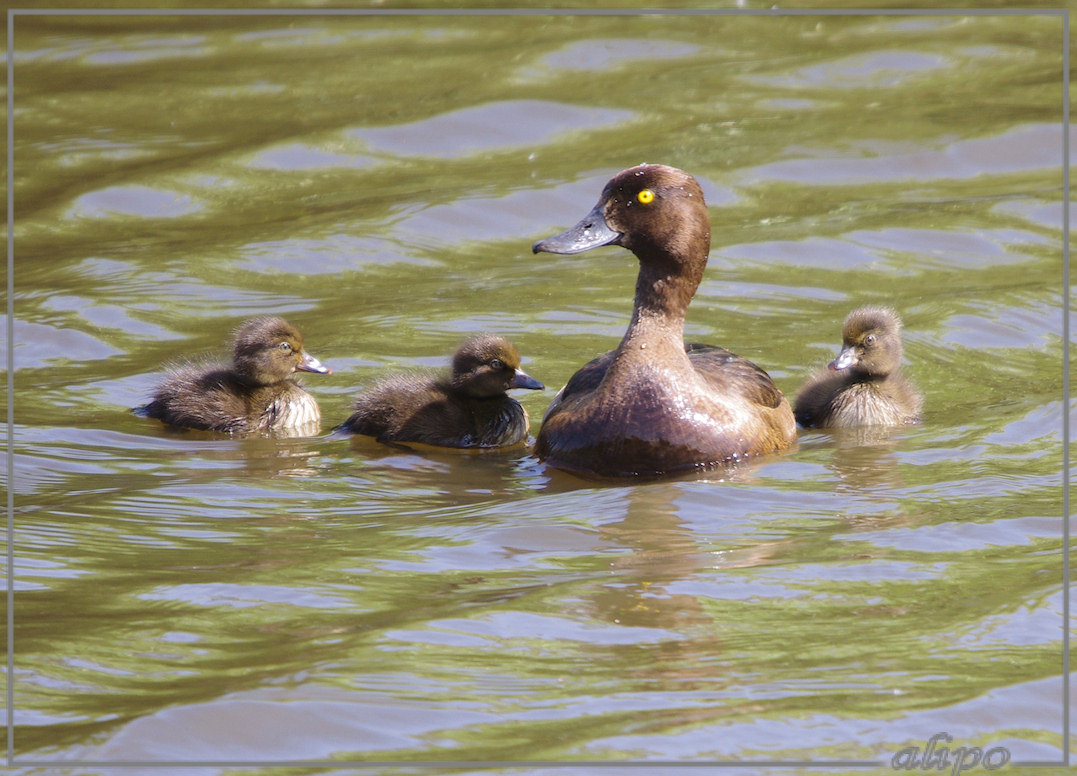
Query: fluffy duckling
794,306,921,428
531,164,796,477
340,335,543,448
140,317,330,433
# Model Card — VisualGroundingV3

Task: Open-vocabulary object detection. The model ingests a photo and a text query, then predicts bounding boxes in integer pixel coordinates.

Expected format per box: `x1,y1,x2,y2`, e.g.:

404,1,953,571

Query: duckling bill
794,306,922,428
532,163,797,477
140,317,330,434
340,335,543,448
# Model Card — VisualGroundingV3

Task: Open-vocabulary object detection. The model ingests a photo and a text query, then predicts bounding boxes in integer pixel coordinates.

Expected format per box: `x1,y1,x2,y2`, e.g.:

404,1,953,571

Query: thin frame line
19,760,887,768
5,7,1070,15
11,759,1071,770
5,6,1070,770
1062,8,1071,771
6,7,14,771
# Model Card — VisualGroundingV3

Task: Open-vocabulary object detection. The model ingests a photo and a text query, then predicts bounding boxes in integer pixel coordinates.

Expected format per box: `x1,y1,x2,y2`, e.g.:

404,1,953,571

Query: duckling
531,163,796,477
340,334,543,448
794,306,922,428
140,317,330,433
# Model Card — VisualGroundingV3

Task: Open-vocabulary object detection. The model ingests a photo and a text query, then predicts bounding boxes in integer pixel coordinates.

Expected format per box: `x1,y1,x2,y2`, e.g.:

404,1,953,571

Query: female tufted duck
532,164,796,477
794,306,921,428
340,334,544,448
140,316,330,434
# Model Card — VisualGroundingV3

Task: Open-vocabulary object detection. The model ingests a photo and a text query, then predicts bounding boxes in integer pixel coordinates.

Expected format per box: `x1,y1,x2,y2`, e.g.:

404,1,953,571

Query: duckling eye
278,341,292,352
864,335,876,346
489,359,504,370
637,189,655,205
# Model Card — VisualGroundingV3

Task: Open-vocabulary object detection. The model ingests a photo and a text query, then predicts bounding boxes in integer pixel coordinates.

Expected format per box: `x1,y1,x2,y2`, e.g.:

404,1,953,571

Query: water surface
7,9,1069,772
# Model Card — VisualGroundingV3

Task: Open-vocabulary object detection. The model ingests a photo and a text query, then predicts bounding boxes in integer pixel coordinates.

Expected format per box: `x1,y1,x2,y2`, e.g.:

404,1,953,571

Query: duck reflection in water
532,164,797,478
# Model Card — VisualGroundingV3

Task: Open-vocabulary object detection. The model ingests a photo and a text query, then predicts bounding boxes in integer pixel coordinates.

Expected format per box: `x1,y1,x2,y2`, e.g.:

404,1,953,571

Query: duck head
451,335,544,399
232,316,331,386
534,164,710,259
533,165,712,317
829,307,904,378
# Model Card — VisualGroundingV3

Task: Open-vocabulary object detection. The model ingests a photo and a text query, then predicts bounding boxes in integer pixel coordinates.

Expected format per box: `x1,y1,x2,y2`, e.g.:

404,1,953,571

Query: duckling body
794,306,921,428
532,164,796,477
341,335,543,448
141,317,330,434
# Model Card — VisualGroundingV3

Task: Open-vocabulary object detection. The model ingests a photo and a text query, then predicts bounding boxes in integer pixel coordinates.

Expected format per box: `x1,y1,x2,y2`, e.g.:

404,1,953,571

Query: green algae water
6,9,1068,771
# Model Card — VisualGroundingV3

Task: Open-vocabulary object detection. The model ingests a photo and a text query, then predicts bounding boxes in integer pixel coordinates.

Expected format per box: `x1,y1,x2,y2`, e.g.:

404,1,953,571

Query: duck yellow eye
637,189,655,204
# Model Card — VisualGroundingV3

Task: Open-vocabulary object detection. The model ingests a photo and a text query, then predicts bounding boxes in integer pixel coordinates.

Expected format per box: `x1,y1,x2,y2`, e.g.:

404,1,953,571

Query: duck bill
297,350,332,375
828,348,857,371
512,369,544,391
532,202,621,255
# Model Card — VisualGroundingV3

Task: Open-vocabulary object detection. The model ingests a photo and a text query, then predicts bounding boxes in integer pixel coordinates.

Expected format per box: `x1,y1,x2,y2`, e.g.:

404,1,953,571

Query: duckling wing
344,375,518,448
143,366,254,433
341,374,434,440
792,368,844,427
685,343,786,410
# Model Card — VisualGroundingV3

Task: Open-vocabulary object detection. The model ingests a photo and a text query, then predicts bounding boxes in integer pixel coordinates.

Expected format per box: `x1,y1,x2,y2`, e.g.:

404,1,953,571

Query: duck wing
685,343,786,410
142,367,257,433
546,343,785,422
541,350,614,422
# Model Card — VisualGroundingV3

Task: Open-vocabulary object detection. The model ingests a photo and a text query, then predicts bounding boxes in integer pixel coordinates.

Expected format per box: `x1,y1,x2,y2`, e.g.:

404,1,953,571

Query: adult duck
340,334,543,448
794,306,921,428
140,316,330,434
532,163,796,477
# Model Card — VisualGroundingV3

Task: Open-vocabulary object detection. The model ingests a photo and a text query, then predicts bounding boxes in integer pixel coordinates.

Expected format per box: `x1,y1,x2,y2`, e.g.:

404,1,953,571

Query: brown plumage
531,164,797,477
140,317,330,434
340,335,544,448
794,306,922,428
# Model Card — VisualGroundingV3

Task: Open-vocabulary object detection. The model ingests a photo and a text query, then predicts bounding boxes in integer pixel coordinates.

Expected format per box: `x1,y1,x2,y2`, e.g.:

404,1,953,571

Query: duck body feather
539,341,793,476
795,370,921,428
342,373,531,448
144,366,320,433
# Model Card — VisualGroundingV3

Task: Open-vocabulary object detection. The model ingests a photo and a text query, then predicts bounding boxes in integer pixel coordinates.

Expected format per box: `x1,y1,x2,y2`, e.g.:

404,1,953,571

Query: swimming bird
340,334,543,448
794,306,922,428
532,163,796,477
140,316,330,434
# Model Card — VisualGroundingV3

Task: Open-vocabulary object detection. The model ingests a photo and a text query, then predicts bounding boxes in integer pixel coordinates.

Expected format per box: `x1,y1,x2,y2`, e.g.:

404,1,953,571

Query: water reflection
352,100,636,158
812,425,910,492
739,123,1064,185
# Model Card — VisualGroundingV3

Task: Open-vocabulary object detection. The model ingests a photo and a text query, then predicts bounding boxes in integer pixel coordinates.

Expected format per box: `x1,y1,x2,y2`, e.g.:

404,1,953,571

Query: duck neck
620,253,702,353
850,369,891,386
